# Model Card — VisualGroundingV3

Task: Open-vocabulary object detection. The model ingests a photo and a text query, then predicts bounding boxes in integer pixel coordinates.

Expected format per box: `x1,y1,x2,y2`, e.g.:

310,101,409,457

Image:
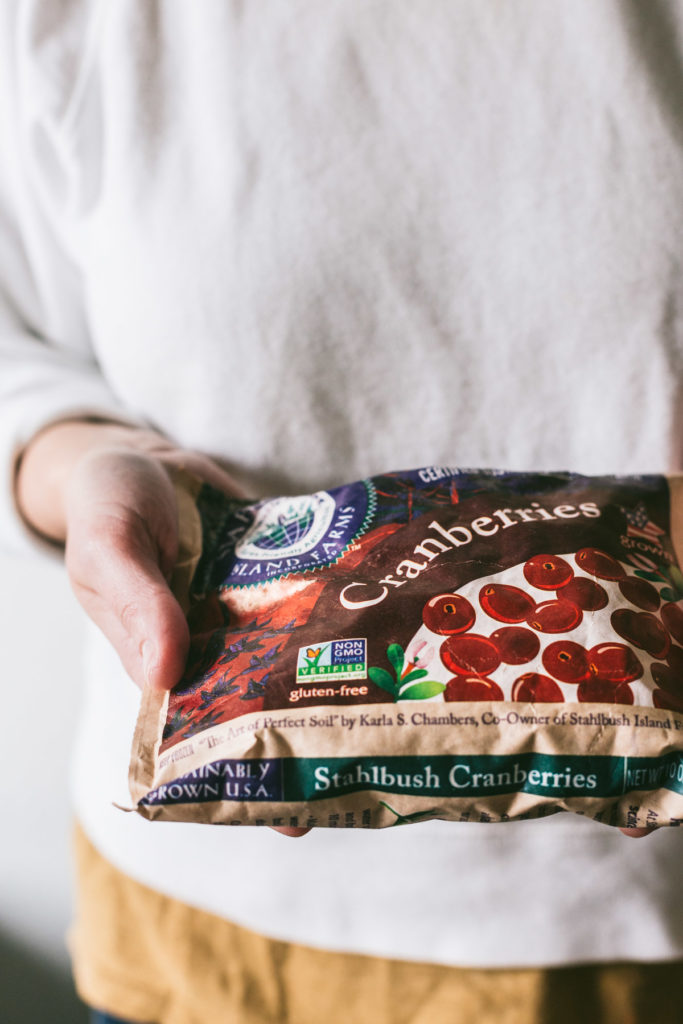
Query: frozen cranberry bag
129,467,683,829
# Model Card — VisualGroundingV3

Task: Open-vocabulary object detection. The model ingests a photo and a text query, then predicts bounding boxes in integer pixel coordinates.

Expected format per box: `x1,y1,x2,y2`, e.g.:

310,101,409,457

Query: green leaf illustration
387,643,405,679
634,570,663,582
669,565,683,587
399,668,429,687
368,666,398,695
660,587,677,603
399,680,446,700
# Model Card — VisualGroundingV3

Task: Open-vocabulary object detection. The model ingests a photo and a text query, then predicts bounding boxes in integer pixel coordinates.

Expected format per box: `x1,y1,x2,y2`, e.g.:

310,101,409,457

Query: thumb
65,453,190,691
128,551,191,692
67,509,191,691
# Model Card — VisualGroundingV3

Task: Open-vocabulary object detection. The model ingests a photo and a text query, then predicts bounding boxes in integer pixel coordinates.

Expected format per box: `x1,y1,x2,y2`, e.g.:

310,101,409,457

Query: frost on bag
129,467,683,829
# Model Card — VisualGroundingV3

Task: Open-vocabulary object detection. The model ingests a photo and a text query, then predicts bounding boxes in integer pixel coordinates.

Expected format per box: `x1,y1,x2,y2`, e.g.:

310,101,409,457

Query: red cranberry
587,643,643,683
611,609,670,659
542,641,591,684
479,584,536,623
445,675,504,702
490,627,540,665
422,593,476,635
526,599,582,634
618,577,660,612
523,554,574,590
651,662,683,700
666,645,683,675
577,679,634,704
661,602,683,645
559,577,608,611
440,634,501,677
653,688,683,713
575,548,626,581
511,673,564,702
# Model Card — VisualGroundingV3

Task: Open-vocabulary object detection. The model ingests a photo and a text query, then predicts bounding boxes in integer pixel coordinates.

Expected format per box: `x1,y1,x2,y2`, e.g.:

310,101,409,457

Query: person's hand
17,420,238,688
618,475,683,840
16,419,308,837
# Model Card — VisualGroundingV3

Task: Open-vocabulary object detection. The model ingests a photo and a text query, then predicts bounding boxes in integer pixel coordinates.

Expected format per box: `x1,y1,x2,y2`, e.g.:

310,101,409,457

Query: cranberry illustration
661,602,683,646
422,593,476,635
587,643,643,683
575,548,626,581
651,662,683,700
445,675,504,702
440,634,501,677
666,645,683,675
559,577,608,611
618,577,660,612
523,554,574,590
479,584,536,623
490,627,540,665
512,673,564,703
611,609,670,659
526,599,582,634
577,679,634,704
542,641,591,684
653,688,683,713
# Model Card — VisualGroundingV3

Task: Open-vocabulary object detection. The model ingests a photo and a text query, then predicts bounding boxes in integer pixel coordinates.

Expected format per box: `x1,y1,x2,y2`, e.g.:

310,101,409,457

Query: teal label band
286,752,683,801
141,751,683,806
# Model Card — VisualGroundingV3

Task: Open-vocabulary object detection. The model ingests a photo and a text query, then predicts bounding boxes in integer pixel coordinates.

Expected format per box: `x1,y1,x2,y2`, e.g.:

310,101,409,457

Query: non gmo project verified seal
296,638,367,682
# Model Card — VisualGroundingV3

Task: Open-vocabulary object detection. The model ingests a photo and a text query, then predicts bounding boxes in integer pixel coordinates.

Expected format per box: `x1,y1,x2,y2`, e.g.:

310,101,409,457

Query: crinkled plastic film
129,467,683,830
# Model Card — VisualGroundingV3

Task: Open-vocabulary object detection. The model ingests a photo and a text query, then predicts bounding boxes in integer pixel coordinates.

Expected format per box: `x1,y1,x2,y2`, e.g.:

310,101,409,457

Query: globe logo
235,491,338,562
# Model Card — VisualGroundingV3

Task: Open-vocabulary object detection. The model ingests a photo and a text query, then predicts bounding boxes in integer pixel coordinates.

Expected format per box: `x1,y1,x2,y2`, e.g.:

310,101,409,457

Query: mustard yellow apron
70,824,683,1024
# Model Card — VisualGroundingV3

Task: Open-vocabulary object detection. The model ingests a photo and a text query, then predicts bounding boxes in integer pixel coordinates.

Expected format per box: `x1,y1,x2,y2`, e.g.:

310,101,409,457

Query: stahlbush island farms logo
214,480,375,587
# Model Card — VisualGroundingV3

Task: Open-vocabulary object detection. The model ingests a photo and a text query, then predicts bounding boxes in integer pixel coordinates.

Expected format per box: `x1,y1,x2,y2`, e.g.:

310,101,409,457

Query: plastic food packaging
128,467,683,830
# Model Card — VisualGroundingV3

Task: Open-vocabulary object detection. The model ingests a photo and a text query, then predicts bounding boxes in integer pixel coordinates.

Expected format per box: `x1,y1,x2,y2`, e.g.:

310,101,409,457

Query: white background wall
0,546,89,1022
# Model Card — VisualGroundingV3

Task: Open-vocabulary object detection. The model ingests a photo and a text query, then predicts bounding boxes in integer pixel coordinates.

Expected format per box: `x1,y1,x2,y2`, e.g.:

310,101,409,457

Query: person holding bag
2,3,682,1021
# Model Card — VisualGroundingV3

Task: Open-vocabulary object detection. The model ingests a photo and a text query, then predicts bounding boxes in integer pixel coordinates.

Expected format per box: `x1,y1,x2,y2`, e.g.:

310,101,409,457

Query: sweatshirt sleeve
0,0,146,557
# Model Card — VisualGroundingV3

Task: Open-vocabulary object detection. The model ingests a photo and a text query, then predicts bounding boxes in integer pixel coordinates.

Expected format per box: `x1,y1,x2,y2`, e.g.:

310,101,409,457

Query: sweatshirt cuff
1,385,148,560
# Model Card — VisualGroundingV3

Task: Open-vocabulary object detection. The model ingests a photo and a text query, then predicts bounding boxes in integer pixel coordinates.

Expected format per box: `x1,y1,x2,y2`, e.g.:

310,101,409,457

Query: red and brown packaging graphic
129,467,683,830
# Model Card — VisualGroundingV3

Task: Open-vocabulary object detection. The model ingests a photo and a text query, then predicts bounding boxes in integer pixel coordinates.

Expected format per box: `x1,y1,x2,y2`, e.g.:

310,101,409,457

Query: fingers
271,826,312,838
111,431,246,499
619,827,655,838
159,449,248,499
669,475,683,568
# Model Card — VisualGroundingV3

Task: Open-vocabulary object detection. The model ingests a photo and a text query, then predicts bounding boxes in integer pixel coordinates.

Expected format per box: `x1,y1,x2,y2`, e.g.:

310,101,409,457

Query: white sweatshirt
2,0,683,967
